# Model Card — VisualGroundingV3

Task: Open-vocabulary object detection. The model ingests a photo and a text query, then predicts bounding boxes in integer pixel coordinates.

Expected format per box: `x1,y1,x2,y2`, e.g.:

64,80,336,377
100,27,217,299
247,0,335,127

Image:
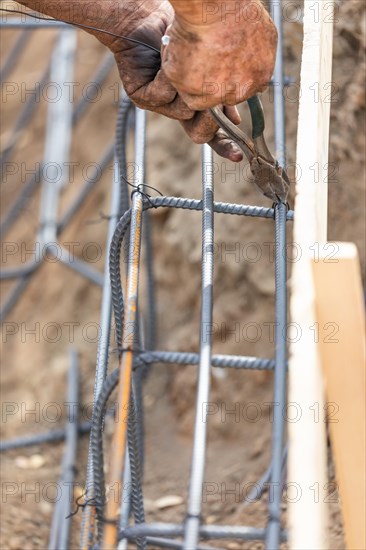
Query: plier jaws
210,96,290,203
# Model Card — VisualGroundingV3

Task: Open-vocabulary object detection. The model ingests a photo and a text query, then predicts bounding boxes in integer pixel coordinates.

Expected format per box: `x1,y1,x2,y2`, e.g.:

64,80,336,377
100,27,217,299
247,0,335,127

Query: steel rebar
184,145,215,549
79,159,123,549
48,348,79,550
102,109,146,549
266,2,288,548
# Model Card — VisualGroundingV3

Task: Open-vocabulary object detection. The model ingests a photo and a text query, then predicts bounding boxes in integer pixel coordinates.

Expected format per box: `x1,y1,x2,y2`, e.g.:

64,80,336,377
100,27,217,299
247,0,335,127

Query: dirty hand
108,1,244,162
163,0,278,110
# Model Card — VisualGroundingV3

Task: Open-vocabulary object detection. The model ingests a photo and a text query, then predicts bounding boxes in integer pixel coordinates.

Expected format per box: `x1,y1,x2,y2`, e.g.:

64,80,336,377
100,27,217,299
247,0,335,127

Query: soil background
1,1,365,549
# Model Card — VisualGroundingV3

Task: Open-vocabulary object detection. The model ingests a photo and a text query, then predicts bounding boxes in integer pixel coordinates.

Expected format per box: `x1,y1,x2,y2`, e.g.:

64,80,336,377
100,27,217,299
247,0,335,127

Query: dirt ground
1,0,365,548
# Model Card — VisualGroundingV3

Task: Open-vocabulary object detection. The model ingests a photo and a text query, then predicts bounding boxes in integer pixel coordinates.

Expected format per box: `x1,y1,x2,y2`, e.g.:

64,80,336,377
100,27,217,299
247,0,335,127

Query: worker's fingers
181,105,241,144
116,42,245,162
180,111,218,144
223,105,242,126
123,67,195,121
181,105,243,161
171,83,262,111
115,52,195,121
208,130,244,163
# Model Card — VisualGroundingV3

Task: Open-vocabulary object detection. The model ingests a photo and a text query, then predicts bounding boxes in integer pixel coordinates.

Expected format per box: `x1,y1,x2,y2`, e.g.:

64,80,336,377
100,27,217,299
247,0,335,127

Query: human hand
162,0,278,110
108,1,244,162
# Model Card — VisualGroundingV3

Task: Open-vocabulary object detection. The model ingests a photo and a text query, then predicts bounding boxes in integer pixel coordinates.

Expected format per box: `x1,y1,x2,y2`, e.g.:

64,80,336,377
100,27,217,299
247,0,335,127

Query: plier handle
210,96,290,202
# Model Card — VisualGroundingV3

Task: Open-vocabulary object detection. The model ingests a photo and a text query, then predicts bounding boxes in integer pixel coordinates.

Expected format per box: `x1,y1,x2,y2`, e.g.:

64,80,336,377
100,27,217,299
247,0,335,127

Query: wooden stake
312,242,366,550
288,1,335,547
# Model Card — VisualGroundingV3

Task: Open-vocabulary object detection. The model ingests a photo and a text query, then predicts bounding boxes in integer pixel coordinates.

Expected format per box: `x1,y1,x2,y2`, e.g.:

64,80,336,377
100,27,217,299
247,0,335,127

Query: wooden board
312,242,366,550
288,1,335,547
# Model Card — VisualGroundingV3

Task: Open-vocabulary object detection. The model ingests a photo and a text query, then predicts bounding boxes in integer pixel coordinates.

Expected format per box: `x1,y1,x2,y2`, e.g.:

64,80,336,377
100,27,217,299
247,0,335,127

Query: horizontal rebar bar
145,537,225,550
141,196,294,220
0,19,70,29
134,351,275,371
0,421,91,452
120,523,287,542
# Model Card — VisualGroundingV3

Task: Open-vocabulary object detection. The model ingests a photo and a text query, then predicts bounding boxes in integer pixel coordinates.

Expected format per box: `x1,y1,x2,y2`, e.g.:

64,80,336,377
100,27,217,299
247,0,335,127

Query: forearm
15,1,155,49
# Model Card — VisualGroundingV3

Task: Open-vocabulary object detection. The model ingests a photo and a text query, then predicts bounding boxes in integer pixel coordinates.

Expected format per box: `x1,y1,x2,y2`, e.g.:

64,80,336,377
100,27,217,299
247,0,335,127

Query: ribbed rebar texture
184,145,215,549
80,97,128,549
266,2,289,548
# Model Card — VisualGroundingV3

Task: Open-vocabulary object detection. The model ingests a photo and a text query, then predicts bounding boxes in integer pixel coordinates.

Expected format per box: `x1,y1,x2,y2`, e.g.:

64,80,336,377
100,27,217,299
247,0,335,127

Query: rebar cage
0,2,293,549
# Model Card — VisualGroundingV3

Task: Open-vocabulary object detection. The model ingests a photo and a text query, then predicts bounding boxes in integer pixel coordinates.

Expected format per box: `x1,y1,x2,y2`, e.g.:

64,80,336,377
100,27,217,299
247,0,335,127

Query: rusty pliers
210,96,290,202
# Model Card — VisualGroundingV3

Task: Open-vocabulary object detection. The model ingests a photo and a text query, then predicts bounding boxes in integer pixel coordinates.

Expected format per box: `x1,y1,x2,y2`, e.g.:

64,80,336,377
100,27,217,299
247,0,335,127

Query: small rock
206,515,217,524
154,495,184,510
15,454,45,469
39,500,53,514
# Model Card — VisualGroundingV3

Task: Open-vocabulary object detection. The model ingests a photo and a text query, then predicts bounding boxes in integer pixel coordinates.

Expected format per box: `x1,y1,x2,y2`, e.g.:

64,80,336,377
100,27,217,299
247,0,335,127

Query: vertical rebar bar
59,348,79,550
117,454,132,550
266,2,288,548
37,29,76,247
270,0,286,164
49,348,79,550
0,28,31,81
183,144,215,550
103,190,144,549
103,108,146,549
80,156,122,549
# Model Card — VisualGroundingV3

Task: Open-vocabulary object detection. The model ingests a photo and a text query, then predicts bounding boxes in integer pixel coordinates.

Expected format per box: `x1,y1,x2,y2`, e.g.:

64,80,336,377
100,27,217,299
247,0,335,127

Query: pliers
210,96,290,202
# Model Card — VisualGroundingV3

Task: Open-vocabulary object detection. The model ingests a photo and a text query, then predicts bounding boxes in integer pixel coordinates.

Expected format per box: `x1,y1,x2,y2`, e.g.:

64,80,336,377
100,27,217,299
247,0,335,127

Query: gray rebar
81,95,132,547
266,3,288,548
88,340,282,527
142,211,157,352
0,273,31,321
270,0,287,165
114,96,135,550
0,60,51,167
242,446,288,507
79,153,122,548
48,348,79,550
0,28,31,81
0,19,70,29
0,243,104,284
1,168,41,237
0,421,91,452
58,142,115,233
117,453,132,550
120,523,287,542
115,96,133,221
145,537,225,550
107,196,293,374
0,137,111,314
72,53,115,125
127,380,146,550
266,202,288,550
1,56,114,238
1,10,294,547
184,145,215,549
123,107,147,550
58,349,79,550
134,351,276,371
